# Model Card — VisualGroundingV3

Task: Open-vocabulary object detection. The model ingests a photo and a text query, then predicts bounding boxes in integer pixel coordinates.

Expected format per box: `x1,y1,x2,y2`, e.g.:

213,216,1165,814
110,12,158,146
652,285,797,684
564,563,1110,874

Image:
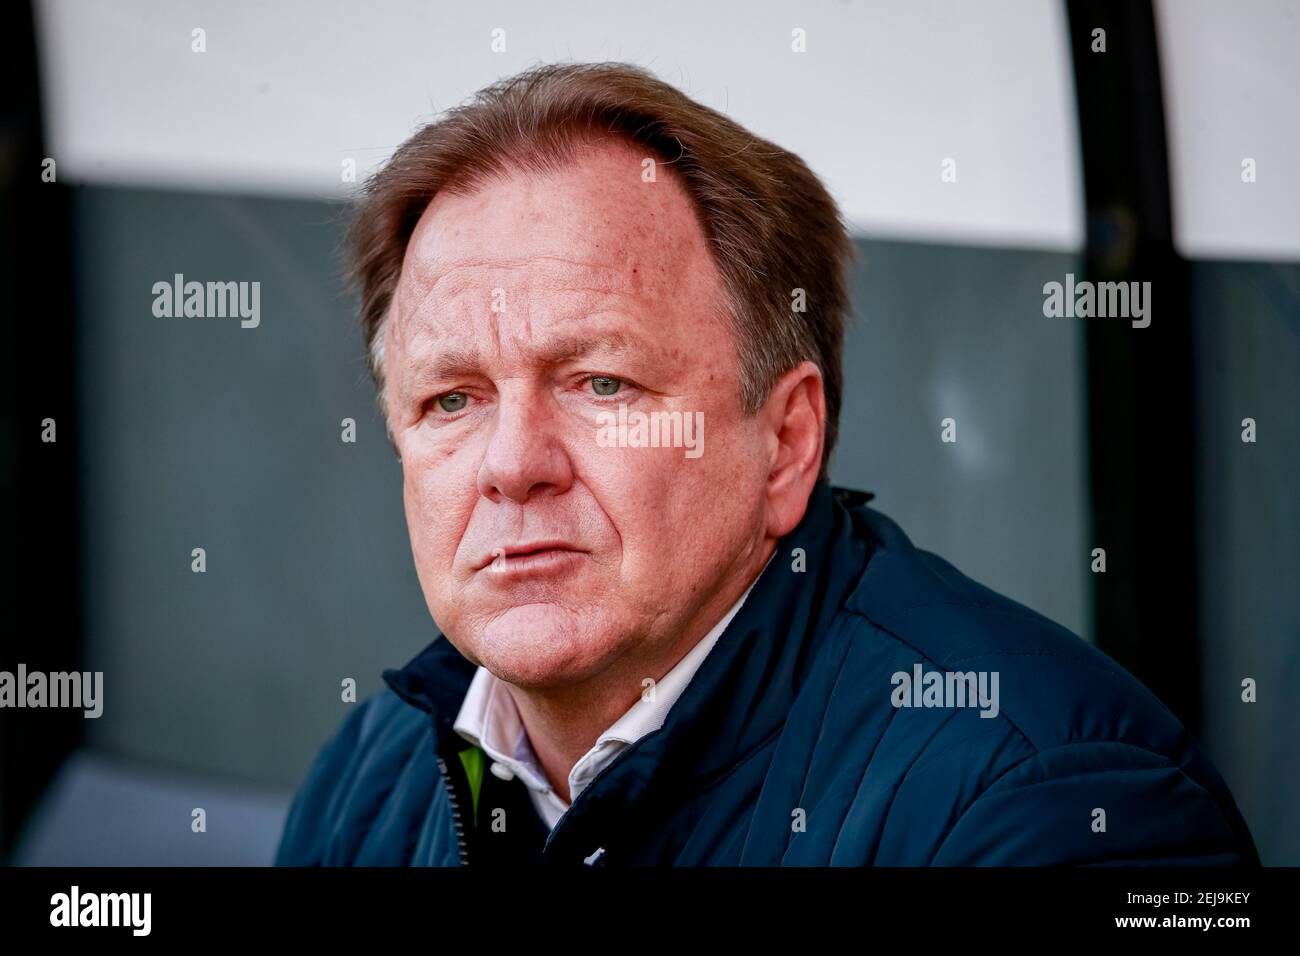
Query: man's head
351,63,851,689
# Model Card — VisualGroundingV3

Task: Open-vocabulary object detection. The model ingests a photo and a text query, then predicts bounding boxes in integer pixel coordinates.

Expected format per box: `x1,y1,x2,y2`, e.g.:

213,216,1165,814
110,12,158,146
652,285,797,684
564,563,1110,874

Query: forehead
393,137,725,334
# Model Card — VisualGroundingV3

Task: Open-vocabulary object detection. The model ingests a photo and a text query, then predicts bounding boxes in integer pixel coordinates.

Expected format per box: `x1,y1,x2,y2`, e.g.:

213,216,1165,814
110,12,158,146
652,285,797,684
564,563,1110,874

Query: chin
469,602,615,688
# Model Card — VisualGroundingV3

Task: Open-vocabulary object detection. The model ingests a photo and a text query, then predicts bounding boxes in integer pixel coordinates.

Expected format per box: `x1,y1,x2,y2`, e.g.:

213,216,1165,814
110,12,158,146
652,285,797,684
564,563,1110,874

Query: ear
760,361,826,539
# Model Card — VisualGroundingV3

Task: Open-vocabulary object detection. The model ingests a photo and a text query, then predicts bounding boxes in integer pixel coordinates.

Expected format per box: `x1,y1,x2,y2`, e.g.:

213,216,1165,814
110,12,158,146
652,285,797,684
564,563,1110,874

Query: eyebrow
406,330,649,388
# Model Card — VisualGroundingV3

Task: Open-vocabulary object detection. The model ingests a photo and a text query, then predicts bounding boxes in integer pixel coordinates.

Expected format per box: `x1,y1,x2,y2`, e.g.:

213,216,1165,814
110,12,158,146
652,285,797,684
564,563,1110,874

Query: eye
589,376,622,397
436,392,469,413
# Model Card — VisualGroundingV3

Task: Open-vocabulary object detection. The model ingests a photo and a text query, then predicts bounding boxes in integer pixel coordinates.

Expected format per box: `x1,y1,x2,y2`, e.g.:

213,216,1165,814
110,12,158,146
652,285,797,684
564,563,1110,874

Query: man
275,63,1257,866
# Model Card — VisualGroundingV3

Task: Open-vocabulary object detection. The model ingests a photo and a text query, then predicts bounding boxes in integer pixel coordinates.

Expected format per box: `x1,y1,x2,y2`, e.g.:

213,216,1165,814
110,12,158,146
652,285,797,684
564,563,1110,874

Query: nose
476,393,574,504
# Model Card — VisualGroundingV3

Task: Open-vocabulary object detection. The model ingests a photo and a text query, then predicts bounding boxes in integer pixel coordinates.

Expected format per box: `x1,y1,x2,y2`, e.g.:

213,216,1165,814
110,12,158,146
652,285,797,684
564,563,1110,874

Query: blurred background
2,0,1296,864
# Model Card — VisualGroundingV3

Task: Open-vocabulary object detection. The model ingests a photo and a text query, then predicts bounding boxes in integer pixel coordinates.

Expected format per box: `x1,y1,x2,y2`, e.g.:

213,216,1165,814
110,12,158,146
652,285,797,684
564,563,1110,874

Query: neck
506,536,776,803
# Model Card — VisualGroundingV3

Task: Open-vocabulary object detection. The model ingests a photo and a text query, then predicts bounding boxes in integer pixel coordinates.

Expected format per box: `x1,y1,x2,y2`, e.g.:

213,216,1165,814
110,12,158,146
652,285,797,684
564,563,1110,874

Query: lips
474,541,584,572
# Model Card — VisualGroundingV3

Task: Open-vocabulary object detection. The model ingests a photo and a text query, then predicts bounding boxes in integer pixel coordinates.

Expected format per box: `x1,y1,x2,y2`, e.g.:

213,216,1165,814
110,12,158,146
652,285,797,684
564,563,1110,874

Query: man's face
383,137,773,689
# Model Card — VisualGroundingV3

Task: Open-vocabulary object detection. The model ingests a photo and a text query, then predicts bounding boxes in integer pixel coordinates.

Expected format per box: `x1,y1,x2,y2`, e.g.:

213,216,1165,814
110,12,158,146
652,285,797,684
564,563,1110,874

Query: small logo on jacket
890,664,1000,719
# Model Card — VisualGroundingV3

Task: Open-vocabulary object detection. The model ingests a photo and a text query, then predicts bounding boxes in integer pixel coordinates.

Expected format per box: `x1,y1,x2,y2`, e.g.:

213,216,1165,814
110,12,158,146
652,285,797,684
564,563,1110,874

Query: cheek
401,447,475,573
401,473,438,585
569,437,732,570
589,413,764,570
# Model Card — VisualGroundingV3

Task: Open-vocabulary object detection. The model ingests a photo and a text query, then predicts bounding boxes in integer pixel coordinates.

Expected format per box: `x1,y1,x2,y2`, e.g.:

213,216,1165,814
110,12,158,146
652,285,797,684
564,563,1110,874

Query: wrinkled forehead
393,138,723,323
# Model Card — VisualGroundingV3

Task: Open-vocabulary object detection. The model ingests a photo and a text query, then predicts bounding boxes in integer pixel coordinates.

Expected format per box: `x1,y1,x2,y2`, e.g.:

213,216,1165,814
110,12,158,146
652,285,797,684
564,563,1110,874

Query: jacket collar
382,480,877,861
382,630,477,754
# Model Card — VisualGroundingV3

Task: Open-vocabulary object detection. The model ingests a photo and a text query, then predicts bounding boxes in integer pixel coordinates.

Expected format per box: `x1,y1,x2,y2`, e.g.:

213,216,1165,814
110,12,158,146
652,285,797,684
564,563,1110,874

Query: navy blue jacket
275,482,1259,866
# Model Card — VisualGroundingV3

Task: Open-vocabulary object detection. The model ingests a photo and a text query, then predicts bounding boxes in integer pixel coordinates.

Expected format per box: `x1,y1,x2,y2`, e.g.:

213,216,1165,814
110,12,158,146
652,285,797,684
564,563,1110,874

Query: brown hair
350,61,852,477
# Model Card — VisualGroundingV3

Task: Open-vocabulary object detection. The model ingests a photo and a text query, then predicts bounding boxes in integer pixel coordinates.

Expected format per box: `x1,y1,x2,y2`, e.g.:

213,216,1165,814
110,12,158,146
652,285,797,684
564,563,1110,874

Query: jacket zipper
434,752,470,866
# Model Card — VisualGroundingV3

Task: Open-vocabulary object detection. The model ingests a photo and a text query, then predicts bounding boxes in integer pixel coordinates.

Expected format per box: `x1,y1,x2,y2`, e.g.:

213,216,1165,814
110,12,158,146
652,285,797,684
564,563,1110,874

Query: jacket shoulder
819,505,1258,865
843,506,1188,755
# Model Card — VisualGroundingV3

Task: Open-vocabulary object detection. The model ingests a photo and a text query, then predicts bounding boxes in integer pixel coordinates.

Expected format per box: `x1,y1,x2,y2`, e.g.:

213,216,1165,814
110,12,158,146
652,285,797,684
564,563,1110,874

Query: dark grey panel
832,240,1089,640
74,188,430,787
1191,261,1300,865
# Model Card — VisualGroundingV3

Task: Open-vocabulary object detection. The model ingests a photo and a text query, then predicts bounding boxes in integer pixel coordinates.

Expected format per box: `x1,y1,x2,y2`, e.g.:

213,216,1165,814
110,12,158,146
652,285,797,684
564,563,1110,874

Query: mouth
475,541,587,574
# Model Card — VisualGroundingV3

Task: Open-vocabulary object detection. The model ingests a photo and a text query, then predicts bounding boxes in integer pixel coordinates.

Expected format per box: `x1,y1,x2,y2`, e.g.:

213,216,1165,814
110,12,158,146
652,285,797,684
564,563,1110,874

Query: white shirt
452,565,767,832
